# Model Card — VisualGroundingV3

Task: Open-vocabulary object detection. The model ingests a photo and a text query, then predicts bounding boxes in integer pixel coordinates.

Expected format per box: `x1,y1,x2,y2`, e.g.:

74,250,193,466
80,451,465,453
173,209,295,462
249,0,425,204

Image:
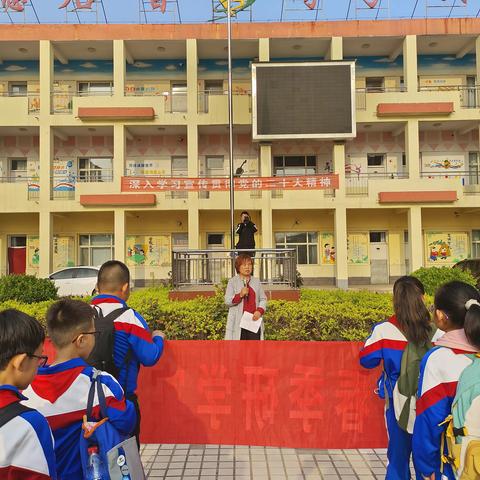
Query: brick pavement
140,444,414,479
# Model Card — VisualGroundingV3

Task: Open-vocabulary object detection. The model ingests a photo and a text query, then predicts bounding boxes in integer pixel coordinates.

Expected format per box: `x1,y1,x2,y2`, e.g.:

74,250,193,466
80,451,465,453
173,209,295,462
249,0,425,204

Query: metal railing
51,170,113,199
346,172,409,196
418,85,480,108
197,90,252,113
421,169,480,193
51,89,114,113
172,248,297,288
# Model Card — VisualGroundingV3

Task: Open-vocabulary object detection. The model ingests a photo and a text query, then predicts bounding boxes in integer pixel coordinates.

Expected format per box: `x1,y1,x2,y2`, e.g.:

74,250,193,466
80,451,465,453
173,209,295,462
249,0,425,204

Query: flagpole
227,0,235,250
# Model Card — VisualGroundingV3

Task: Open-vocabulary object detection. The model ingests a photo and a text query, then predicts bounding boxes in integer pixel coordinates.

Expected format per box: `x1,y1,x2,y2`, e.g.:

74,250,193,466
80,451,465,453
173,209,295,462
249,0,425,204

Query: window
273,155,317,176
75,268,99,278
79,234,114,266
78,157,113,182
171,82,187,112
9,82,27,96
50,268,77,280
473,230,480,258
370,231,386,243
172,233,188,248
78,82,113,96
365,77,385,93
367,154,385,167
9,158,27,182
468,152,480,185
9,236,26,247
170,156,188,198
275,232,318,264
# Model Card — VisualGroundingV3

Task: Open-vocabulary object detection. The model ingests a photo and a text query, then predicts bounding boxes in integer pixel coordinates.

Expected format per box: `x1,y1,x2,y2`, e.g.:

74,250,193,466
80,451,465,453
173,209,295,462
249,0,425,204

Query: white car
49,266,99,297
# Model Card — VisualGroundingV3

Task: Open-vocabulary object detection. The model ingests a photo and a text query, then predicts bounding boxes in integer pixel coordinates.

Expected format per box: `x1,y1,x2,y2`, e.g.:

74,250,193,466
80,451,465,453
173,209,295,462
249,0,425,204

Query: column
476,37,480,105
39,211,52,278
187,39,198,117
326,37,343,61
333,141,346,197
114,210,126,263
39,124,53,203
403,35,418,93
187,123,198,177
188,207,199,249
406,119,420,180
335,207,348,289
113,40,126,99
259,38,270,62
261,208,273,249
260,142,272,177
408,206,423,273
113,124,126,191
39,40,53,117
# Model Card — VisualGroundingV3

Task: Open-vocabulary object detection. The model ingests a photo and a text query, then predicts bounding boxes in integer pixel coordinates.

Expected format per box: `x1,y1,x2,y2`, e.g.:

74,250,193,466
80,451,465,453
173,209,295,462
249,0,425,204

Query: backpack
0,402,33,429
80,370,145,480
393,328,435,433
87,305,131,380
440,353,480,480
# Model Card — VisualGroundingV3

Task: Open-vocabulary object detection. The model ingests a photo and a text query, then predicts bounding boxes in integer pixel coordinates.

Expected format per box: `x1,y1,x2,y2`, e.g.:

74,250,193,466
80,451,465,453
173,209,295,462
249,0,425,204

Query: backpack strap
0,402,34,429
86,369,108,421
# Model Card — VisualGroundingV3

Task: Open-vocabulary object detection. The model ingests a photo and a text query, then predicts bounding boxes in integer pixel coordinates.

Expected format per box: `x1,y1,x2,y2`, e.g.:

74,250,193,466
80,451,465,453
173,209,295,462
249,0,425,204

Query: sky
0,0,479,24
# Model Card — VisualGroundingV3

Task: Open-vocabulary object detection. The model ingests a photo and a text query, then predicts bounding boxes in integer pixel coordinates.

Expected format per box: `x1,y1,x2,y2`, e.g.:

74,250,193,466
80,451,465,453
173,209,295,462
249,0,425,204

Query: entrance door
8,236,27,274
467,76,477,108
370,231,389,284
171,82,187,112
207,233,226,283
468,152,480,186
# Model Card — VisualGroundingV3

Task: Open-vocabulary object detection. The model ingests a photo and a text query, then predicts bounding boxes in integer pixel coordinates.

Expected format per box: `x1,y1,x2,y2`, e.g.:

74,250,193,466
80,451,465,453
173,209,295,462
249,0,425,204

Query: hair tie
465,299,480,311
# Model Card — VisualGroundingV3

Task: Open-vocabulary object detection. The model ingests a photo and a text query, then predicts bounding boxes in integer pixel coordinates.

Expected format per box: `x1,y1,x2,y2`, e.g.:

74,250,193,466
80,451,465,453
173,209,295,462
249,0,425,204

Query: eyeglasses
27,354,48,368
71,331,101,344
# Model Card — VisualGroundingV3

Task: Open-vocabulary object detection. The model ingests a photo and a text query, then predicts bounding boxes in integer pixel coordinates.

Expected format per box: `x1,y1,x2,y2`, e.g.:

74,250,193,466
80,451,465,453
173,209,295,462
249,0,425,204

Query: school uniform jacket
23,358,136,480
359,316,408,398
91,294,164,396
413,346,474,479
0,385,56,480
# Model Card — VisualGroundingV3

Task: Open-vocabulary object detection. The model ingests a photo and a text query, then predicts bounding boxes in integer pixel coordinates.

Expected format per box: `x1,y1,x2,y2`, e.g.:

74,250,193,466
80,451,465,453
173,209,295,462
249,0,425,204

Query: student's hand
152,330,165,339
253,311,261,321
240,286,249,297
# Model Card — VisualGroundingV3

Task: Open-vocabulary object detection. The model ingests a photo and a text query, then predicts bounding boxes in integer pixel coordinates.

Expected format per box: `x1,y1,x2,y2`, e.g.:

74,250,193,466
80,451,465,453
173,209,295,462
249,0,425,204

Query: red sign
136,341,386,448
121,174,339,192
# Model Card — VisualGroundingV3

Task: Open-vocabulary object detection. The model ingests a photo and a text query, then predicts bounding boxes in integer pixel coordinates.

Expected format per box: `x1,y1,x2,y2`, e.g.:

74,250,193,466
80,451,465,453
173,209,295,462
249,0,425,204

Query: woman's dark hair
235,253,253,273
434,280,480,349
393,276,431,345
0,309,45,370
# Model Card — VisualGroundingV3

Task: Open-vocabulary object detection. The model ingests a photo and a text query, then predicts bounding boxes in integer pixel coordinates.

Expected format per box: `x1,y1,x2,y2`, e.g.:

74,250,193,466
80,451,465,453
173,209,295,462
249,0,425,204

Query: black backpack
87,305,131,380
0,402,33,429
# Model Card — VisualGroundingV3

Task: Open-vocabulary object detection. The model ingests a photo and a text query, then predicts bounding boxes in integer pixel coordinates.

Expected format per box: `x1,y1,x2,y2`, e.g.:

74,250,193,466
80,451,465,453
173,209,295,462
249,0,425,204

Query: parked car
49,266,99,297
453,259,480,289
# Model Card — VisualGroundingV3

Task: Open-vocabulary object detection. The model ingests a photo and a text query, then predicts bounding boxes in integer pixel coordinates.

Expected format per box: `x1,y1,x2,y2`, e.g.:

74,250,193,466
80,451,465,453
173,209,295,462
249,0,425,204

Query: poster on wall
426,232,469,264
126,235,171,267
27,236,39,269
347,233,369,264
321,233,335,264
53,236,75,269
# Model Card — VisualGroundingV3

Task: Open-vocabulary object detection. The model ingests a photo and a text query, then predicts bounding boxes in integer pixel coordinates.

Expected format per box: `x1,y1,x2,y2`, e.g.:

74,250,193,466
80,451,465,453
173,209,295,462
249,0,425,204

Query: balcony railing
0,91,40,114
418,85,480,108
346,172,408,196
51,170,113,199
355,86,406,111
421,169,480,193
172,248,297,288
51,89,114,114
164,92,187,113
197,90,252,113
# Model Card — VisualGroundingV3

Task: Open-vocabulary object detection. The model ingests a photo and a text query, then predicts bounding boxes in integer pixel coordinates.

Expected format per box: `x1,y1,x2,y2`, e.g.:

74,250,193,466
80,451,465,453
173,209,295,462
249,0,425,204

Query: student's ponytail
464,300,480,350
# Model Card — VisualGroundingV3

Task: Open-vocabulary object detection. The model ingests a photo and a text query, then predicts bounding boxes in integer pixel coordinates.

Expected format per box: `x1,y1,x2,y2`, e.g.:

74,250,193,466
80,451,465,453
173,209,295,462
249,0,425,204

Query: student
0,309,56,480
91,260,164,445
412,281,480,480
23,299,136,480
360,276,432,480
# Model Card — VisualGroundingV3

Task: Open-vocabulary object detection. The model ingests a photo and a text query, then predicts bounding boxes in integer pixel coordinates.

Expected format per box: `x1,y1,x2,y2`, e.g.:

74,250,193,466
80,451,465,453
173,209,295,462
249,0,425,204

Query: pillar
333,141,346,197
327,37,343,61
259,38,270,62
260,142,272,177
406,119,420,180
187,39,198,117
39,211,52,278
113,124,126,191
188,207,199,249
39,40,53,117
408,206,423,273
335,207,348,289
403,35,418,93
113,40,126,99
114,210,126,263
261,208,273,249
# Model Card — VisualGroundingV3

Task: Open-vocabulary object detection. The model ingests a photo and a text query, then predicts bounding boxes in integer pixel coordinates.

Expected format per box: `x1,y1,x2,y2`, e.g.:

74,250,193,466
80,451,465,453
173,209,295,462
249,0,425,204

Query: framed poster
347,233,369,264
27,236,39,269
126,235,171,267
426,232,469,264
321,233,335,264
53,236,75,269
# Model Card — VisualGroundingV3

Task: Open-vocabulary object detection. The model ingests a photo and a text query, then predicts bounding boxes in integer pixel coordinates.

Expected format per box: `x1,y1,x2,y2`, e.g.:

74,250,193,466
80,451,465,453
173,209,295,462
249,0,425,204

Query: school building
1,19,480,287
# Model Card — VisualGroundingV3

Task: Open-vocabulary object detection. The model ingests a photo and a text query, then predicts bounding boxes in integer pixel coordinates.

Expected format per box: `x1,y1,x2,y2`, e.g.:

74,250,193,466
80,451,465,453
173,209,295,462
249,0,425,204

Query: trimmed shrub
412,266,477,296
0,275,58,304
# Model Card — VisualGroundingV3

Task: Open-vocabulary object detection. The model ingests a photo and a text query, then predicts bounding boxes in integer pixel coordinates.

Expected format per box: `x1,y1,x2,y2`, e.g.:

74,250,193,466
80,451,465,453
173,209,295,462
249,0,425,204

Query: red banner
121,174,339,192
137,341,386,449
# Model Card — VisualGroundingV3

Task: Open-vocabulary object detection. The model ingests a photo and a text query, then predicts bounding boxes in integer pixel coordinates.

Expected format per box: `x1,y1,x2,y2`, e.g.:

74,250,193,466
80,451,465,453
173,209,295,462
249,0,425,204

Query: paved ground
140,444,410,479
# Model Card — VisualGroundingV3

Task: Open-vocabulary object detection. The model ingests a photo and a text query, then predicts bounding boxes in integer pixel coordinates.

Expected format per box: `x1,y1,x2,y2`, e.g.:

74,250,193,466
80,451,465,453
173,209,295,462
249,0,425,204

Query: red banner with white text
121,174,339,192
137,341,386,448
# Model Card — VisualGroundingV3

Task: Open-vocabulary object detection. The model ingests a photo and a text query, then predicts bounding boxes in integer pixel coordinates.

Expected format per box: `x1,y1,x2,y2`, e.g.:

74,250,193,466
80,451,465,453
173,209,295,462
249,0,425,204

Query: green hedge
0,275,58,304
0,286,395,341
412,266,477,296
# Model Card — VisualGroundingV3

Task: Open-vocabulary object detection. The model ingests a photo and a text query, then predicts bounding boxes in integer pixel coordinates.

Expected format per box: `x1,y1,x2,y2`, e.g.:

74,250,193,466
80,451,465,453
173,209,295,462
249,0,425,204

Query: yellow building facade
1,20,480,287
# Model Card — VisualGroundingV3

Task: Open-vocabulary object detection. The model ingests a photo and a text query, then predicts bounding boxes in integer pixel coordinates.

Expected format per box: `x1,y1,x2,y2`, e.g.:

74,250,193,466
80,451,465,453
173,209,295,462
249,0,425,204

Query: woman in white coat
224,254,267,340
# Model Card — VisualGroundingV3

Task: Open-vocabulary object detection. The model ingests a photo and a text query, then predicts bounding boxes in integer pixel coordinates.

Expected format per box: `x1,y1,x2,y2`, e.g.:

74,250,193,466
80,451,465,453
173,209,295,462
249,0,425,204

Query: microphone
243,278,249,299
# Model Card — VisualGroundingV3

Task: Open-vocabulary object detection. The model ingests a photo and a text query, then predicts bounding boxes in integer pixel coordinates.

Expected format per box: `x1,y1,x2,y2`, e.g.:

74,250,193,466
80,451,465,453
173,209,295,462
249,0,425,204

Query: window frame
273,155,318,177
77,157,113,183
274,231,319,265
78,234,114,267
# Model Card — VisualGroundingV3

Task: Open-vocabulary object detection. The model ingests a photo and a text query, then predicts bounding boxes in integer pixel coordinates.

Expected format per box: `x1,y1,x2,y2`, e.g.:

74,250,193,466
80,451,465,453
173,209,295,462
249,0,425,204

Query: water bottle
86,445,108,480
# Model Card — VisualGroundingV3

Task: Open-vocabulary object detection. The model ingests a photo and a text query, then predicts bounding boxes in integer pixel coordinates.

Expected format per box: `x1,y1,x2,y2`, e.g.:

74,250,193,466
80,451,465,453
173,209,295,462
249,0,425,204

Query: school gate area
136,341,385,448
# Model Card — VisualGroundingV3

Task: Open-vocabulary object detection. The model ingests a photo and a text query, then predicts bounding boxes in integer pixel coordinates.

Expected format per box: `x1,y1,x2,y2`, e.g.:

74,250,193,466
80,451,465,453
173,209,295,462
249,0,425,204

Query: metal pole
227,0,235,249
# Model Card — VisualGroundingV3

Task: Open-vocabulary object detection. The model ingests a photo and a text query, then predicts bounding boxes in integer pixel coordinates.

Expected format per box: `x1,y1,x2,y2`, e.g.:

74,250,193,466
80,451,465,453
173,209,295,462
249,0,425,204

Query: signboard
426,231,469,264
321,233,335,265
347,233,369,264
53,236,75,269
27,235,39,269
121,174,339,192
126,235,171,267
